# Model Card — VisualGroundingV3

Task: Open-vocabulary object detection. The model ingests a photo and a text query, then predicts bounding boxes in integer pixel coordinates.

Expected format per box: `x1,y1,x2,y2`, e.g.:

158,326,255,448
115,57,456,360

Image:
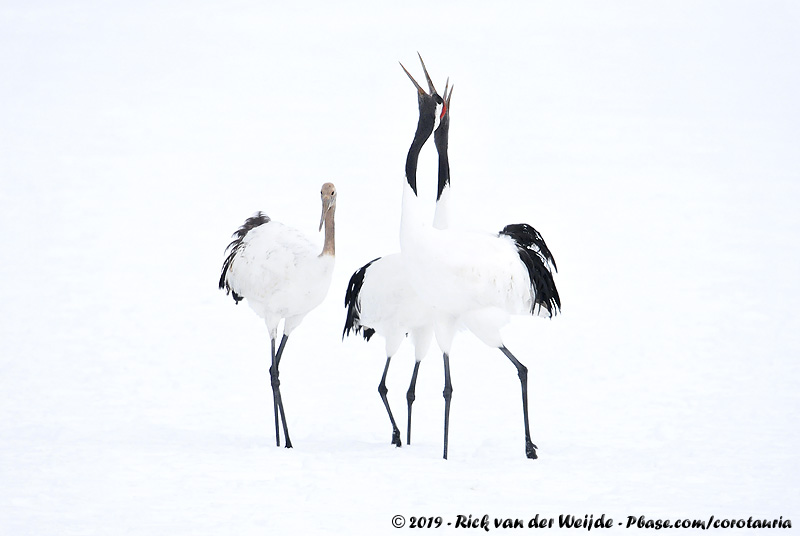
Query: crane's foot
284,439,293,449
391,429,402,447
526,440,538,460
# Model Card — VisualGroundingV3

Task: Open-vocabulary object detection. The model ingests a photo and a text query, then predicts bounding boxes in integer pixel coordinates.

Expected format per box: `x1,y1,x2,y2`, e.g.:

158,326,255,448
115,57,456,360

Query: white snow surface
2,1,799,534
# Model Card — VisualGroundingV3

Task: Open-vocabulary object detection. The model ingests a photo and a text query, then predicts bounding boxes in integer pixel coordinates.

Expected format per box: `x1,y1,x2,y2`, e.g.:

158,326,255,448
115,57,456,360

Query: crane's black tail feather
343,258,381,340
218,212,271,303
499,223,561,317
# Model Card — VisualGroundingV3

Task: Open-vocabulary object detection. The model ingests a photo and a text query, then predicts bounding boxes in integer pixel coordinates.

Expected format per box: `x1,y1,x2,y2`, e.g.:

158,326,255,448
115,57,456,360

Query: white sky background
1,1,799,534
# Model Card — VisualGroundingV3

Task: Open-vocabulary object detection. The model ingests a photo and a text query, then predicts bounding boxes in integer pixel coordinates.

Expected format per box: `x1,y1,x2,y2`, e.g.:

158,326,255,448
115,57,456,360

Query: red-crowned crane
398,59,560,460
219,183,337,448
344,58,452,448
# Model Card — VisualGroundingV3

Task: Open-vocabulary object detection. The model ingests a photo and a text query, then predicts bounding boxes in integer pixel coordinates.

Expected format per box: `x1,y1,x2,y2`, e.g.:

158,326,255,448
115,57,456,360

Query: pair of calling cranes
218,55,560,460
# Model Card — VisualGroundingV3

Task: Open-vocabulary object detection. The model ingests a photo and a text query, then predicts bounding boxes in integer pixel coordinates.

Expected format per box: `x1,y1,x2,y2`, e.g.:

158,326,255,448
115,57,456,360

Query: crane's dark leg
499,346,537,459
275,333,289,367
442,352,453,460
405,360,421,446
269,337,281,447
377,356,402,447
269,334,292,448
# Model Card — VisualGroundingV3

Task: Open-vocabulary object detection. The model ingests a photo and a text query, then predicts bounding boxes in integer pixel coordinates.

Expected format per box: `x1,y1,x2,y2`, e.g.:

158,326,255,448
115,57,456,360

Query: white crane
219,183,337,448
398,58,560,460
343,60,452,448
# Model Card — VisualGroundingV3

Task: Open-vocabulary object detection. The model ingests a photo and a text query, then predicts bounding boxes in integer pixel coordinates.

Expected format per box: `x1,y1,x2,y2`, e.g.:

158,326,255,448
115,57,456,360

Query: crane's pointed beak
319,197,335,231
417,52,438,97
400,61,426,95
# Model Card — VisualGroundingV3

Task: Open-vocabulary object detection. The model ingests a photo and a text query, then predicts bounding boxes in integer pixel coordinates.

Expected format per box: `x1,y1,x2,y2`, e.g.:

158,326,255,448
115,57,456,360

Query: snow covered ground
2,1,798,534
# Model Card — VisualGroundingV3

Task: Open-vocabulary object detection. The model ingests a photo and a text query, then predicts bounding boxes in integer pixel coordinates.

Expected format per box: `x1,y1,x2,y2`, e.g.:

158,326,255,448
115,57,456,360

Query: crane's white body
352,253,434,361
226,219,335,338
403,221,533,316
400,183,538,352
346,185,452,363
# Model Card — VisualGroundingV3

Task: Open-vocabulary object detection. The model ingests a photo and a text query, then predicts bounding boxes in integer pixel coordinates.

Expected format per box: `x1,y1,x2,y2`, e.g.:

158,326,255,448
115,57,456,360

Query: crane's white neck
400,179,426,244
400,163,451,245
432,184,451,230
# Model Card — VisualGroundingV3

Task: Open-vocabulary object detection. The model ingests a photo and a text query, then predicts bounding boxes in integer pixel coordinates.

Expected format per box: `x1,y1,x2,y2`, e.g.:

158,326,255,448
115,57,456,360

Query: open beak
399,52,438,97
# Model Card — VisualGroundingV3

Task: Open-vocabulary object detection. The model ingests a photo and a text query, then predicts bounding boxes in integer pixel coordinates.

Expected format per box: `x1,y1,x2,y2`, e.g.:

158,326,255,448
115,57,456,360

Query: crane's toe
391,429,402,447
526,441,538,460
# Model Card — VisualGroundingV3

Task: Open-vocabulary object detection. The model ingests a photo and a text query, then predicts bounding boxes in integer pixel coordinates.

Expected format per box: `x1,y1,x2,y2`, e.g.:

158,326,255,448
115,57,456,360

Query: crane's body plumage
345,253,434,359
223,216,335,337
401,225,535,318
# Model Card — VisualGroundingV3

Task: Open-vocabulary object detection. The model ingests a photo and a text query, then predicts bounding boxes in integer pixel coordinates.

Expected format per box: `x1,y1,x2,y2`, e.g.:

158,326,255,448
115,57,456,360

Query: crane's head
319,182,337,231
400,53,446,132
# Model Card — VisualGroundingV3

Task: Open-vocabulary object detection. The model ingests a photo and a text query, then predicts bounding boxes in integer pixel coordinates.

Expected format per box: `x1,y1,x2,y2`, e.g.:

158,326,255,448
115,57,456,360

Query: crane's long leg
442,352,453,460
405,360,421,446
378,356,402,447
272,334,292,448
269,337,281,447
268,334,292,448
499,346,537,459
275,333,289,367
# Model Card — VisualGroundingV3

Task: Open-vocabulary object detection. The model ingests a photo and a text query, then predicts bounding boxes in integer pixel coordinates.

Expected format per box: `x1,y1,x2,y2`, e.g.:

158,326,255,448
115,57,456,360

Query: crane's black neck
405,95,438,196
434,114,450,201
